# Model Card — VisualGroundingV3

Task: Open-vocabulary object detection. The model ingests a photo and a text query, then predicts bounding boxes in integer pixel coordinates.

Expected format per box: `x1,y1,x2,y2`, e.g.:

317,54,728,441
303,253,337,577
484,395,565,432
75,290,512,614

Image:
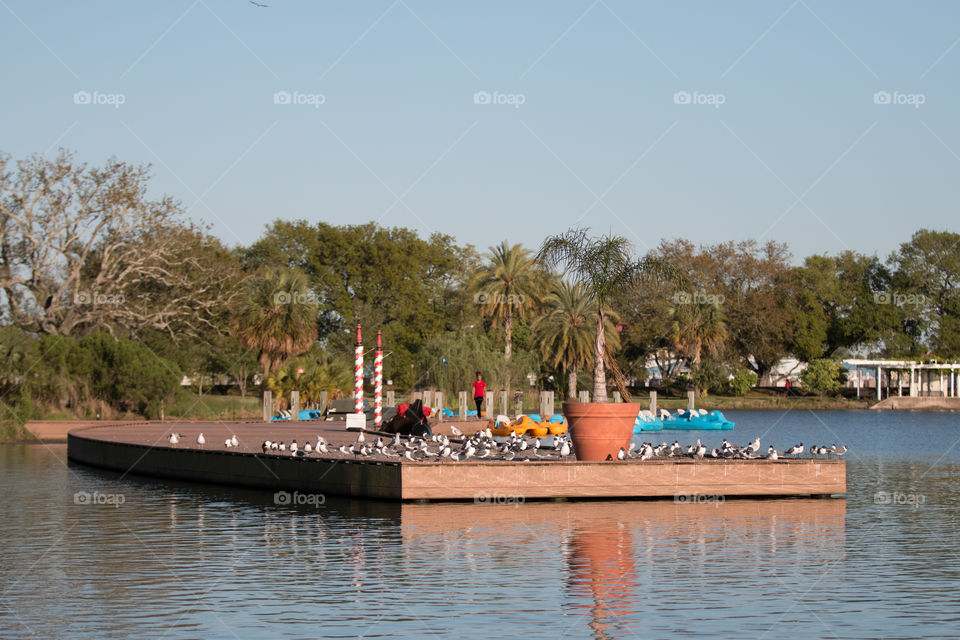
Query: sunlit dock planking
67,421,846,501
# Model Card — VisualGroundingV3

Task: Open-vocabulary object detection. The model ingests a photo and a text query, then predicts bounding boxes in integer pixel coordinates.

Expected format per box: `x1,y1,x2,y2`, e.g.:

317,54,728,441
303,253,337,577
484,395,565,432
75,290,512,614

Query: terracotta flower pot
563,401,638,461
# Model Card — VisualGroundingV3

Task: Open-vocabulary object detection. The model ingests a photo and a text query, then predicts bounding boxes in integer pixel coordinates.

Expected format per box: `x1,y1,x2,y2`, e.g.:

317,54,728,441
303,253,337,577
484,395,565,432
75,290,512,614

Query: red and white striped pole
354,323,363,415
374,331,383,427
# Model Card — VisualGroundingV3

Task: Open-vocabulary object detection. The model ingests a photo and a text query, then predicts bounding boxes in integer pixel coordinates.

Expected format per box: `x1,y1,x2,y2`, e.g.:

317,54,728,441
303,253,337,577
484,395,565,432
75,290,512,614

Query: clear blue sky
2,1,958,261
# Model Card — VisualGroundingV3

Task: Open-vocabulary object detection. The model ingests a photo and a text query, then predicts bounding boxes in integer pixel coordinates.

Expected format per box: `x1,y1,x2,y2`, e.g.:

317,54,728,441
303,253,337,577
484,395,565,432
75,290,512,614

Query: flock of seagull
167,428,847,463
621,438,848,461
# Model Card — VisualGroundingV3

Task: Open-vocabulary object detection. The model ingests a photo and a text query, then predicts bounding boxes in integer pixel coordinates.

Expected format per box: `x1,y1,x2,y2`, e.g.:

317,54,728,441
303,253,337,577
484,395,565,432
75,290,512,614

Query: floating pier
67,422,846,501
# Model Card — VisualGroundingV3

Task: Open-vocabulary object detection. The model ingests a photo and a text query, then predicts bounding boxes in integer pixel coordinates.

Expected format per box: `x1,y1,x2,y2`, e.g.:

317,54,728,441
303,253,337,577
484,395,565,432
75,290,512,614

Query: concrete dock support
687,390,695,410
434,391,444,413
459,391,467,421
649,391,657,415
385,390,394,410
486,390,494,416
500,390,508,416
320,390,328,415
262,390,272,422
291,390,299,420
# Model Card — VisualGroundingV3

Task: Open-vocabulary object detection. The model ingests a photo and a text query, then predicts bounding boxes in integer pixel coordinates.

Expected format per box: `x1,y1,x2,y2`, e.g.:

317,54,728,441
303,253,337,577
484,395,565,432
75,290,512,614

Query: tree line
1,149,957,420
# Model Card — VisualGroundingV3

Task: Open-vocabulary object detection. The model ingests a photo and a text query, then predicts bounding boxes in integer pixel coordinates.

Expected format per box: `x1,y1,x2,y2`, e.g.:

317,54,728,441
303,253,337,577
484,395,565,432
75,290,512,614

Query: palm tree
231,266,318,385
669,299,728,366
472,241,544,388
538,228,677,402
534,281,620,399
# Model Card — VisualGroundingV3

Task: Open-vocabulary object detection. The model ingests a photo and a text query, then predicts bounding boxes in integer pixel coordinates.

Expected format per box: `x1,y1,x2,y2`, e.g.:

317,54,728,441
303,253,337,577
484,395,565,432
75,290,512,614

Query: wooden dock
67,421,846,501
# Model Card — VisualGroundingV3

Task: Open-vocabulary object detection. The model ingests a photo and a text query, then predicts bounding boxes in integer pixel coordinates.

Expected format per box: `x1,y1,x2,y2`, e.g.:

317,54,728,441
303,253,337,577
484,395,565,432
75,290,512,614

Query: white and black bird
746,437,760,454
196,433,205,446
767,445,778,460
450,425,463,438
289,440,298,454
617,447,626,460
304,442,313,453
785,443,803,457
230,434,239,447
224,438,233,448
168,433,180,444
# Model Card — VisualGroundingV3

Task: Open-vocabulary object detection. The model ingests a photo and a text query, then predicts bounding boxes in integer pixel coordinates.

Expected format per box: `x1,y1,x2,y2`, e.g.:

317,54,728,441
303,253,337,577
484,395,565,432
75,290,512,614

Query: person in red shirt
472,372,486,417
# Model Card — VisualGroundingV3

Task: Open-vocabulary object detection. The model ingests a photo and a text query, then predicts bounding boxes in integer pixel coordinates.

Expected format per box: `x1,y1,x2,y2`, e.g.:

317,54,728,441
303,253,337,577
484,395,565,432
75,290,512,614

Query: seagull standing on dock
169,433,180,444
230,434,239,447
785,443,803,457
196,433,205,446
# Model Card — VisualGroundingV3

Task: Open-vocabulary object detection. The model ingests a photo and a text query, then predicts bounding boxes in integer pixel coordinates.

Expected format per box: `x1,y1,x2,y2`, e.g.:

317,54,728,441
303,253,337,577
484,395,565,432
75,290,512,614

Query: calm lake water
2,410,959,639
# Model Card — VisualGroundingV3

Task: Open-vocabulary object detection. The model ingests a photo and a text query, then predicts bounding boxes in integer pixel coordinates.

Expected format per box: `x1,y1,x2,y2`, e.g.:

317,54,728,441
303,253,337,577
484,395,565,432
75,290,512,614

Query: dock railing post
485,390,494,418
320,390,328,415
499,390,508,417
649,390,657,415
263,390,272,422
458,391,468,421
386,389,394,410
434,391,443,415
291,390,300,420
612,391,621,403
687,390,695,410
423,389,433,410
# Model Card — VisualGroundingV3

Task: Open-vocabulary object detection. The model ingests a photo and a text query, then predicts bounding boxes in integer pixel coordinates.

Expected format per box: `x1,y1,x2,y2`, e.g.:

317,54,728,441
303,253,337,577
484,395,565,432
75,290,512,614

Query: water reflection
398,499,845,639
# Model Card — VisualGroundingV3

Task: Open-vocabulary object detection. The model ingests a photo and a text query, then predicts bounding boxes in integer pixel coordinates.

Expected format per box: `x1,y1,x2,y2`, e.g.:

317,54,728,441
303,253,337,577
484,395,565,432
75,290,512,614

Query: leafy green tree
797,252,907,357
538,228,676,402
889,229,960,357
242,220,473,389
789,287,829,362
231,266,318,384
800,359,847,396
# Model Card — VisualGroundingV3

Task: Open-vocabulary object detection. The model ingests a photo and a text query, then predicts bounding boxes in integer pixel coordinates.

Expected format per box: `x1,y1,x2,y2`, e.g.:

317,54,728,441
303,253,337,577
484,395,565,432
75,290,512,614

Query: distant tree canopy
2,147,959,420
242,220,476,388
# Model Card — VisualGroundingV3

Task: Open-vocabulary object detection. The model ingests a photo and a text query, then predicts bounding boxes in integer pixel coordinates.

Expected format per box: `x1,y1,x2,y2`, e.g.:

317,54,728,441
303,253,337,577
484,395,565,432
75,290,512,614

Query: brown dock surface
67,420,846,501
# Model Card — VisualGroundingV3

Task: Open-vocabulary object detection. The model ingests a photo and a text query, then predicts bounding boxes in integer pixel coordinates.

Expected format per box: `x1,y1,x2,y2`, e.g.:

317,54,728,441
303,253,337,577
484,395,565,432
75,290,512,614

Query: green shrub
801,359,847,396
727,368,757,396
